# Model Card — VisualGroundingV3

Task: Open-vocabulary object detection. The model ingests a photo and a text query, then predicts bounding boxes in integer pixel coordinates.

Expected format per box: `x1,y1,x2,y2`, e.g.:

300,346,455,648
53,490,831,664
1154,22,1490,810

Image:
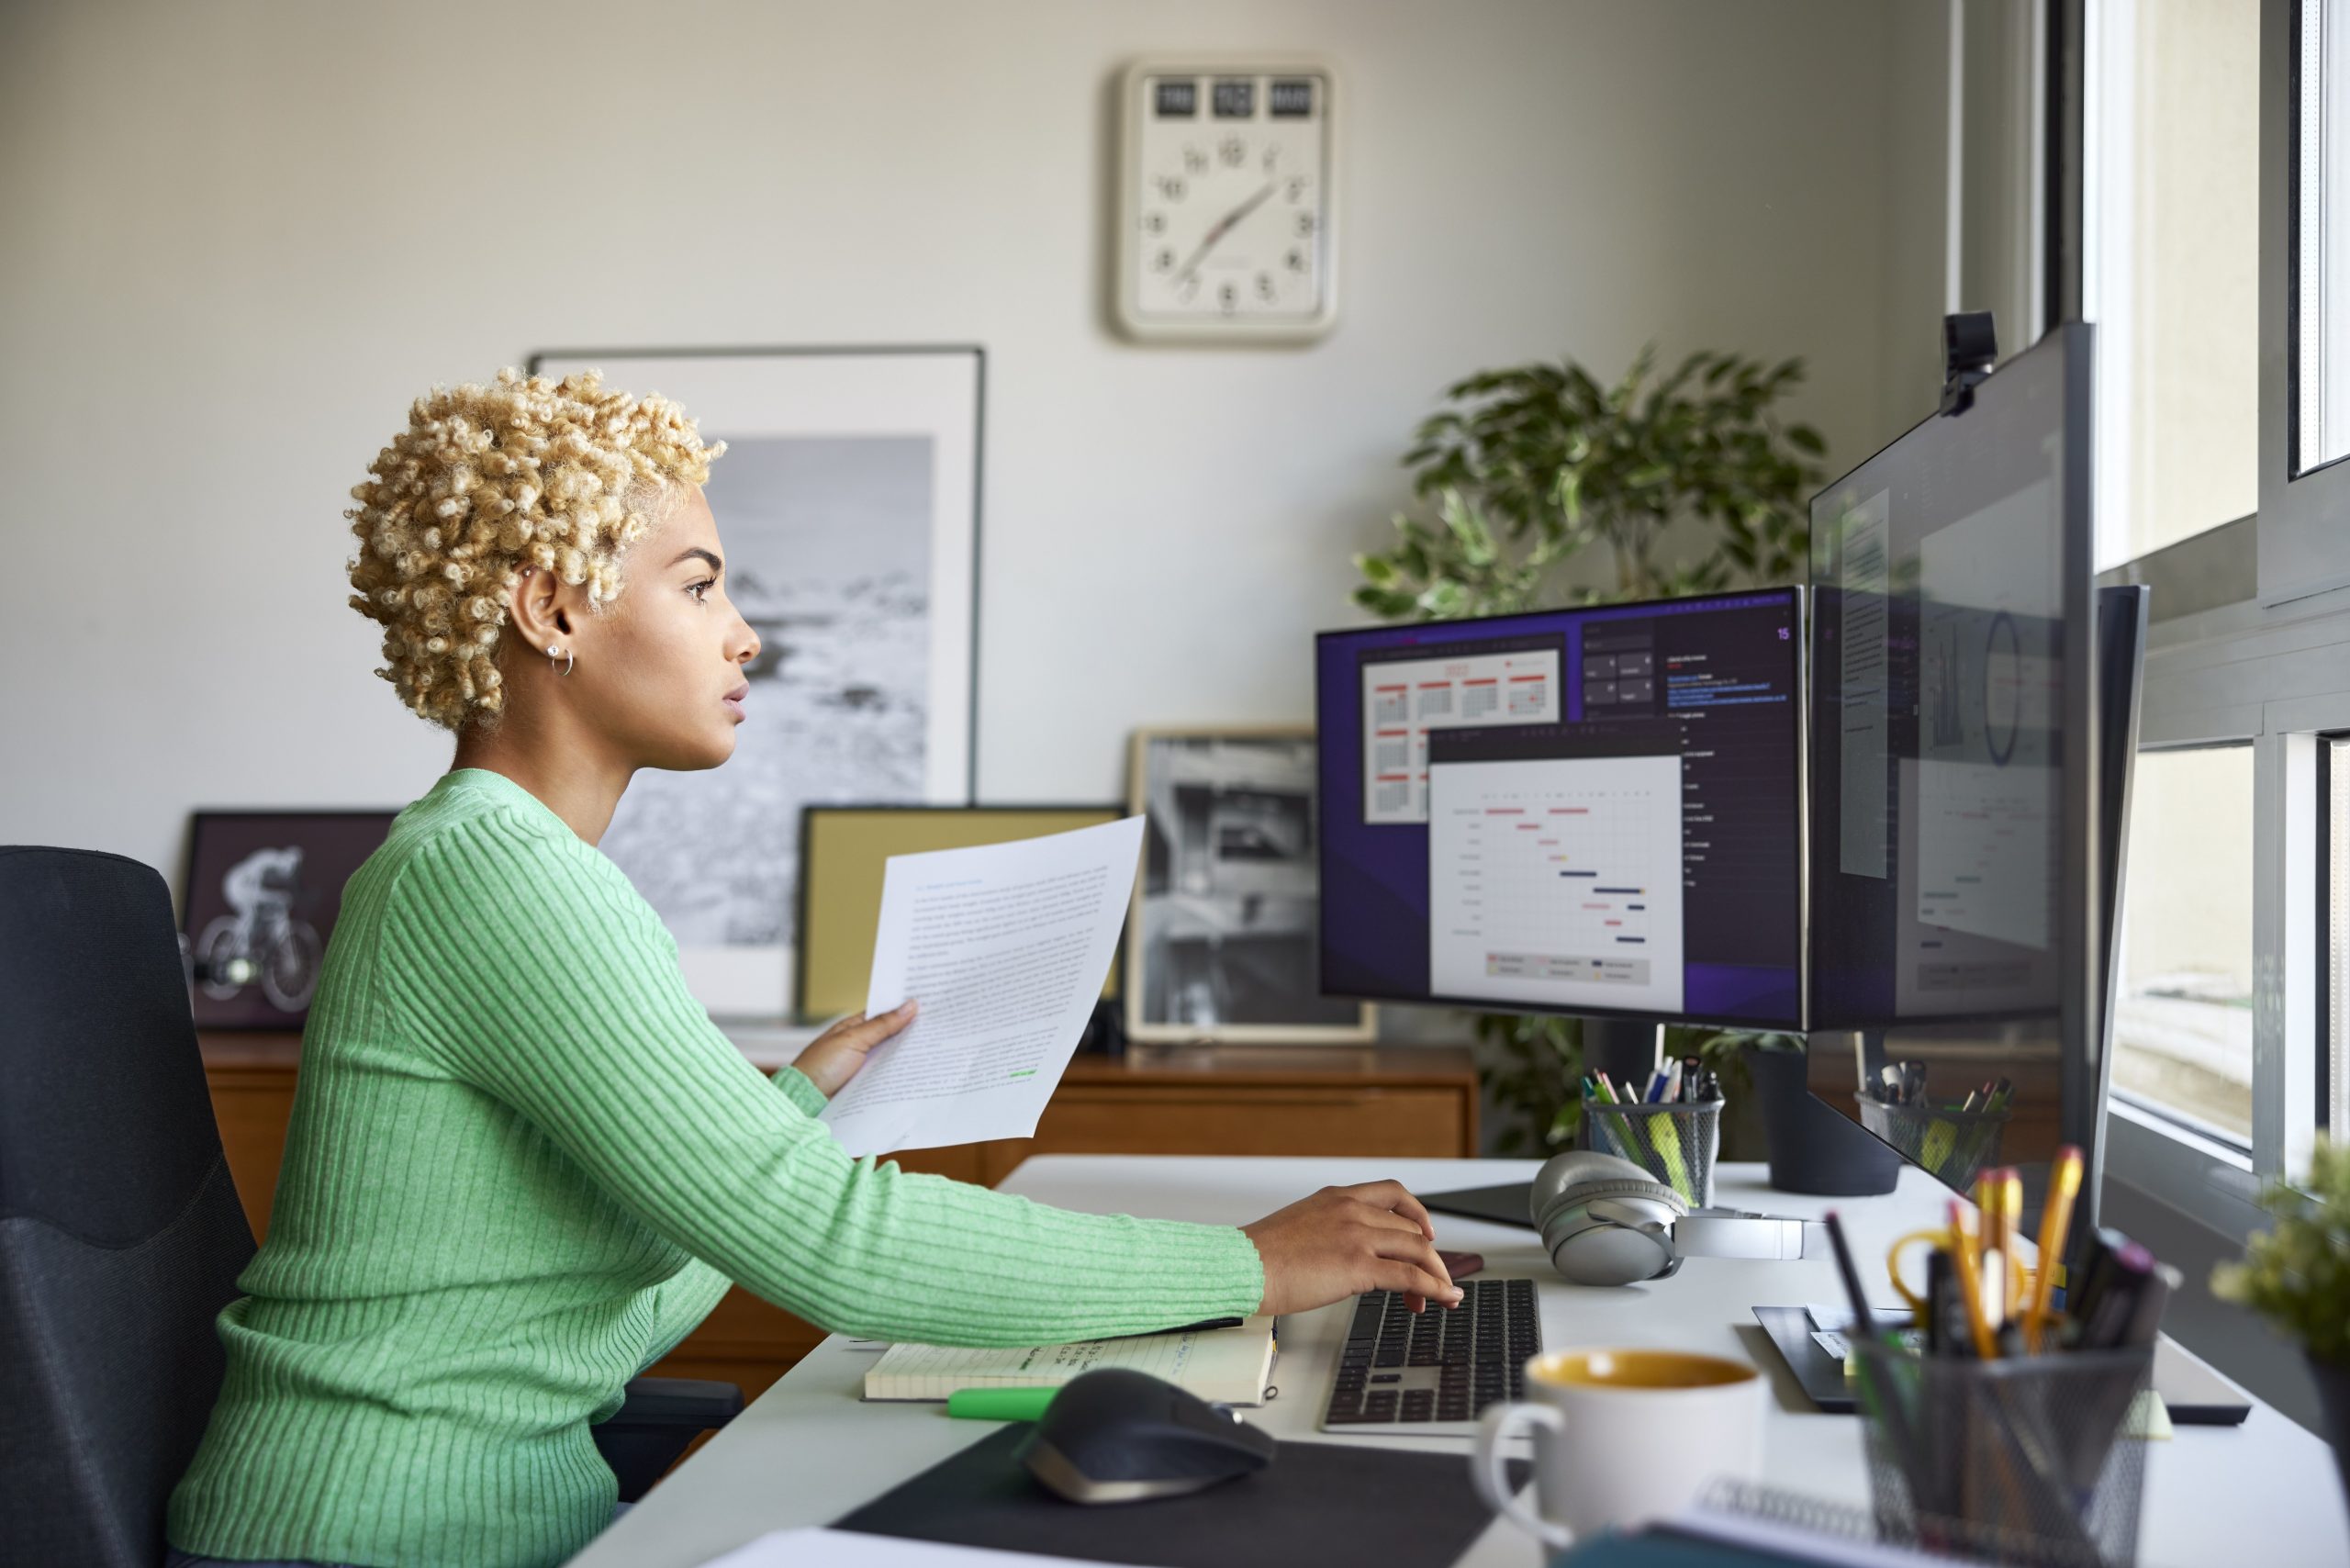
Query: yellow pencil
2025,1146,2084,1354
1974,1172,2005,1330
2000,1168,2026,1320
1946,1200,1999,1359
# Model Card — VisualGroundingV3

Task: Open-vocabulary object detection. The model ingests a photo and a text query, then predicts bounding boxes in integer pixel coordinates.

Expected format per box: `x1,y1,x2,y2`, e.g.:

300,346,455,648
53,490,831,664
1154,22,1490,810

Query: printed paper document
818,817,1146,1157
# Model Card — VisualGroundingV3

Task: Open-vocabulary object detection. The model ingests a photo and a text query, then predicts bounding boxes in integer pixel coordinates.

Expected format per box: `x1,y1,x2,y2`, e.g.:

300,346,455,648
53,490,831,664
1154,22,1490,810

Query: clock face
1118,65,1334,339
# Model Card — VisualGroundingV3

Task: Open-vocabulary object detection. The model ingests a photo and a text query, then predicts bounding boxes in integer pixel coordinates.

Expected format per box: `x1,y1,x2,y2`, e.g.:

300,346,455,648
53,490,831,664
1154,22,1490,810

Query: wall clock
1114,56,1337,343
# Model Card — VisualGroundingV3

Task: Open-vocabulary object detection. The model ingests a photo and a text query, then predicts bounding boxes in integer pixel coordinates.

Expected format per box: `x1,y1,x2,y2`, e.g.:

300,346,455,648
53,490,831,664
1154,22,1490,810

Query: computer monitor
1314,588,1807,1030
1805,320,2106,1243
795,805,1123,1021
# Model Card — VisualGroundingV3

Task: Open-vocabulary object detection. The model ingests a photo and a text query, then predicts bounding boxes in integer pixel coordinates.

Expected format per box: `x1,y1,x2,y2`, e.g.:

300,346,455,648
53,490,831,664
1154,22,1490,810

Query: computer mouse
1018,1367,1276,1505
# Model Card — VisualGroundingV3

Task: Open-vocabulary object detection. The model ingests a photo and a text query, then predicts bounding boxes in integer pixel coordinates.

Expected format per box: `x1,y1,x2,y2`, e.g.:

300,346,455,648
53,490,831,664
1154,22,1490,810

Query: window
2089,0,2262,566
2332,736,2348,1131
2112,745,2257,1146
2297,0,2350,474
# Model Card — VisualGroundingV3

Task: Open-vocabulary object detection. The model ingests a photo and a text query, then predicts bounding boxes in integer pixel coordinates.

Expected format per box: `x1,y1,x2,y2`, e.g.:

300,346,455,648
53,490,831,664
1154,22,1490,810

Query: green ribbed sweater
166,767,1264,1568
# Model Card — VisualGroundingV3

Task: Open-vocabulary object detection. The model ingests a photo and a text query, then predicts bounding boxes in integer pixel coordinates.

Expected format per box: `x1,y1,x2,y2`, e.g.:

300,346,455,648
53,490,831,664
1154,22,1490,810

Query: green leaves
2212,1137,2350,1366
1353,342,1828,617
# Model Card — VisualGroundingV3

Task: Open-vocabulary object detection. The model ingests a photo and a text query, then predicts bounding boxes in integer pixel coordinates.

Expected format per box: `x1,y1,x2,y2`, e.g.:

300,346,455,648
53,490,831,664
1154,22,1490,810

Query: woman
164,368,1460,1568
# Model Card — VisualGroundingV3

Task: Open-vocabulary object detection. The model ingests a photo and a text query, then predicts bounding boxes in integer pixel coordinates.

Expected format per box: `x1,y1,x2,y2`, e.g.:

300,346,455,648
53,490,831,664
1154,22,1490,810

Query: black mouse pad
831,1423,1531,1568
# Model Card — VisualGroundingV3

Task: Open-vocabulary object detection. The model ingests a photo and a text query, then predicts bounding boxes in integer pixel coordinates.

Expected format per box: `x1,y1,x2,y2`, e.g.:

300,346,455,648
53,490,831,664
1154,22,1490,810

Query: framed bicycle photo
1125,726,1375,1044
181,810,397,1028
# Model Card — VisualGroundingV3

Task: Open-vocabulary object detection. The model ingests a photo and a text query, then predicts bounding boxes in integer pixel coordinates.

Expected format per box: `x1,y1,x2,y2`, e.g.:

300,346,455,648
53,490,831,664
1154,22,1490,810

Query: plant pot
2311,1350,2350,1512
1745,1045,1902,1196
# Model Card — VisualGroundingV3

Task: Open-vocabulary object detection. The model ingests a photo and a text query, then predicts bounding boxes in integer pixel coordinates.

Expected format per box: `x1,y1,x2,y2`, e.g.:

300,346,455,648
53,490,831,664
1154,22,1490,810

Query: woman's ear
508,565,572,651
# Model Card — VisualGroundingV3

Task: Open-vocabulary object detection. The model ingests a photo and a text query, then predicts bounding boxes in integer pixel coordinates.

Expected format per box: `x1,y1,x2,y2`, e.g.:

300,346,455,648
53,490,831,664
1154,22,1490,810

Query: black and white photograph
1125,726,1373,1043
180,810,397,1028
527,347,981,1015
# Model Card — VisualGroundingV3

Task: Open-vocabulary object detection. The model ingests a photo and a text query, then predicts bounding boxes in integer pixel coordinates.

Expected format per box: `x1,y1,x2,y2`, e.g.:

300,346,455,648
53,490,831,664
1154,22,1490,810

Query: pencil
2027,1148,2083,1352
1946,1199,1999,1359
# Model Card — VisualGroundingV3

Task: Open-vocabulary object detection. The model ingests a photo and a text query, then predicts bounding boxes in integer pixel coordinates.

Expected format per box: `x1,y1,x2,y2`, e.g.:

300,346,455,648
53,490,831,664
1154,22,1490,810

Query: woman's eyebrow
667,546,723,573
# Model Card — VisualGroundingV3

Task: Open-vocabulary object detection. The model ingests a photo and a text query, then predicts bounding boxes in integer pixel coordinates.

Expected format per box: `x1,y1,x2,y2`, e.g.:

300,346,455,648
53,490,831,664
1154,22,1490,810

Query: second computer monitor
1315,588,1805,1030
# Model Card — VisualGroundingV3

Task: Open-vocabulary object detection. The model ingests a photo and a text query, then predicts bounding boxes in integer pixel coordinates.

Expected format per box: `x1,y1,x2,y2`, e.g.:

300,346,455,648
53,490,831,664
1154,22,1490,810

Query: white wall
1,0,1945,902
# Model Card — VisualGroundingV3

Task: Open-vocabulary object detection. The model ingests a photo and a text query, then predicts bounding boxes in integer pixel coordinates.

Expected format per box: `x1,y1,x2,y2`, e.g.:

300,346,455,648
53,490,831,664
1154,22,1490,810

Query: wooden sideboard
198,1034,1478,1396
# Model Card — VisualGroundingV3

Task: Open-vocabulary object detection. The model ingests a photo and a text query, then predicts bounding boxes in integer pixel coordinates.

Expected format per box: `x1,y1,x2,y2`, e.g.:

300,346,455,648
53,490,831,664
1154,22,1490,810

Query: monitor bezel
1798,320,2105,1217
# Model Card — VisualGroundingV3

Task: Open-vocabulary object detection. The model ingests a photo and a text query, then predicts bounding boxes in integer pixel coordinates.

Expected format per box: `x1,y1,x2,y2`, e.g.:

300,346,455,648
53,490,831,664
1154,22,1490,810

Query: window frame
2261,0,2350,604
2076,0,2344,1221
2100,584,2344,1217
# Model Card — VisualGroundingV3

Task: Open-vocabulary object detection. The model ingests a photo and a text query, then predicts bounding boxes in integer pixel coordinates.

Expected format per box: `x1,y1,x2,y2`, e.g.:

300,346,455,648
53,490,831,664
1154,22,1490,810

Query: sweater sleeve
379,808,1264,1347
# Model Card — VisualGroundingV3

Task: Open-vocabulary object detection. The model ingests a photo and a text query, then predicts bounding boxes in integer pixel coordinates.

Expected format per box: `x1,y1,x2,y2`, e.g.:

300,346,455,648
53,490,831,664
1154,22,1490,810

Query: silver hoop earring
546,644,574,677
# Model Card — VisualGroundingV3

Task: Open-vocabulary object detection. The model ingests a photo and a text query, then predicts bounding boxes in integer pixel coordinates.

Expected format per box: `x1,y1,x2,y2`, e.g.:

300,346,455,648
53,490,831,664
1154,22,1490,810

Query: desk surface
570,1157,2350,1568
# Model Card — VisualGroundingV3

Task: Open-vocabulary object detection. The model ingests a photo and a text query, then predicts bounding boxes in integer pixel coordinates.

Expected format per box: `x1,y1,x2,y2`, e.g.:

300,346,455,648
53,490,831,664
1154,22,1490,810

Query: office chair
0,848,739,1567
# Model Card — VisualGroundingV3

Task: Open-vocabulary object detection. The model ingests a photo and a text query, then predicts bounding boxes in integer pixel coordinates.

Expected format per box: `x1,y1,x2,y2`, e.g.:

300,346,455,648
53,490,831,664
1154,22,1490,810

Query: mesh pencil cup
1580,1093,1722,1208
1851,1338,2154,1568
1854,1094,2011,1191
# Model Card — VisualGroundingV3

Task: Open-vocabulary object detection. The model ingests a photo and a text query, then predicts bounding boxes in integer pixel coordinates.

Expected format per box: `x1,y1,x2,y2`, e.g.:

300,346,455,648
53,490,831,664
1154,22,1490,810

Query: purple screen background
1314,592,1802,1027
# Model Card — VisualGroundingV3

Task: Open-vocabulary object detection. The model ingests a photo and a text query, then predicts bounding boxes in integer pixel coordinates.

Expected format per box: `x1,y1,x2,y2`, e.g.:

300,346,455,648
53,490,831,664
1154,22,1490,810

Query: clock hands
1174,181,1278,286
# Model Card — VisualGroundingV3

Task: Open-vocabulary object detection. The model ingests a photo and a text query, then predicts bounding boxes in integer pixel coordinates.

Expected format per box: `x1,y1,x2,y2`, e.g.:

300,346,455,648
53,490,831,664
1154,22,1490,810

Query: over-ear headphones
1528,1148,1829,1286
1528,1149,1688,1286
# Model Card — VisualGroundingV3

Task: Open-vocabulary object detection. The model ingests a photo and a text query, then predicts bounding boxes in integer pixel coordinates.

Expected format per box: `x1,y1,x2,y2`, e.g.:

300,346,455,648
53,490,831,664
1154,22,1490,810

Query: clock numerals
1123,62,1332,336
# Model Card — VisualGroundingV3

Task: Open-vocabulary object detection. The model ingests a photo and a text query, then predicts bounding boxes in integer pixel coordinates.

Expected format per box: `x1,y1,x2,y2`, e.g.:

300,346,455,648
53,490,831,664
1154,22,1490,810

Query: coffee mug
1471,1347,1763,1549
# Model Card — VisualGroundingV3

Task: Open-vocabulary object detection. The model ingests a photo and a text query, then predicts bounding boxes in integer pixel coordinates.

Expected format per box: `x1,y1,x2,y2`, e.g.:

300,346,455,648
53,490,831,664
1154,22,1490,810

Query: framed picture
527,346,983,1016
1125,726,1376,1044
181,810,397,1029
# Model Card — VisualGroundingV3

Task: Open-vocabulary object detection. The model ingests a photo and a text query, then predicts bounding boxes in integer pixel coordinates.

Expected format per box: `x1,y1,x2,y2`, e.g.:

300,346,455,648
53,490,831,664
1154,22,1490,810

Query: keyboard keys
1320,1279,1542,1430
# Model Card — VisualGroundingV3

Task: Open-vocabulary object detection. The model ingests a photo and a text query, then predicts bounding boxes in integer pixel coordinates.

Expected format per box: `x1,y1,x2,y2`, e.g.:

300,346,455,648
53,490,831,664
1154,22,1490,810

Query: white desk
570,1157,2350,1568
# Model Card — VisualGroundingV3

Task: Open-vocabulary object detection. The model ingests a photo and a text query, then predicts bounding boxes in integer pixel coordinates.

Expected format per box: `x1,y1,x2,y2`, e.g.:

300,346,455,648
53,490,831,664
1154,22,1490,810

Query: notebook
861,1316,1279,1406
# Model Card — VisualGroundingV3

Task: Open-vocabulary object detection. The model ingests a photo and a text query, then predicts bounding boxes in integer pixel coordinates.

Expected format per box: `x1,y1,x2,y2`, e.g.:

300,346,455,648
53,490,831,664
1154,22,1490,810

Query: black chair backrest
0,846,256,1568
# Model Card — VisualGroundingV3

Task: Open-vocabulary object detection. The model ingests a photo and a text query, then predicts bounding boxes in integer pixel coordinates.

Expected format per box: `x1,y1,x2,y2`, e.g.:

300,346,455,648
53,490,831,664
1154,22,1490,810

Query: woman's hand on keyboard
1241,1181,1463,1316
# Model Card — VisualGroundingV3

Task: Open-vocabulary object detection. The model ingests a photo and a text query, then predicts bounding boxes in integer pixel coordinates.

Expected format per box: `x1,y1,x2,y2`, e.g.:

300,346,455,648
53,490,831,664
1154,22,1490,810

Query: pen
2077,1238,2154,1350
2026,1145,2083,1353
946,1387,1058,1421
1922,1247,1951,1356
2122,1262,2181,1348
1827,1210,1921,1476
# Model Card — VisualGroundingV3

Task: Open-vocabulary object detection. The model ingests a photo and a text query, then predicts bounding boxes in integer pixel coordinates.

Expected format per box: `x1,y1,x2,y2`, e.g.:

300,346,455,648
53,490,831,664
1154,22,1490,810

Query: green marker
946,1386,1058,1421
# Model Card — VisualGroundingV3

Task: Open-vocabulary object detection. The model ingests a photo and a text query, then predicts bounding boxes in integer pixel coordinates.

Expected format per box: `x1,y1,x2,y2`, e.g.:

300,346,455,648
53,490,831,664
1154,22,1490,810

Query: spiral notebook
861,1316,1279,1406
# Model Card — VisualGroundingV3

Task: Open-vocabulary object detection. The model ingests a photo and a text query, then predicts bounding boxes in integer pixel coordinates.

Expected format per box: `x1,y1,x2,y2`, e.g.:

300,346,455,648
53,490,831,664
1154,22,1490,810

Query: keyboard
1317,1277,1541,1436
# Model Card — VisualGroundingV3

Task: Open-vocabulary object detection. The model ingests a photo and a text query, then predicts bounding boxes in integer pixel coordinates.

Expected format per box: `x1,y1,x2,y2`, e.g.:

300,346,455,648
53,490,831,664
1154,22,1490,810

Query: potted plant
1352,344,1825,1153
2213,1137,2350,1504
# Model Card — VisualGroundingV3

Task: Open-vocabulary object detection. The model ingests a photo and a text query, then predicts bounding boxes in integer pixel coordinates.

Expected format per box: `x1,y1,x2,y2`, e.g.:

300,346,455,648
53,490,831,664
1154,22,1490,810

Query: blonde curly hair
344,365,727,732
